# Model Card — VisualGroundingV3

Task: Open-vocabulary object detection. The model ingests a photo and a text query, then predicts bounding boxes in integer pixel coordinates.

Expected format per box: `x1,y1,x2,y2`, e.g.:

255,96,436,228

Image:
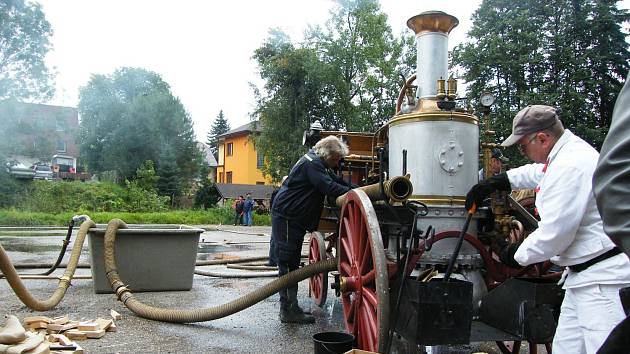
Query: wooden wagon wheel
338,189,390,353
308,231,328,307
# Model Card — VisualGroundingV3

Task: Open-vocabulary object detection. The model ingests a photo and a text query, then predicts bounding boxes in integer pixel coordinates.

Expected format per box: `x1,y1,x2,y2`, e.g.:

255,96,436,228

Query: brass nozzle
436,78,446,100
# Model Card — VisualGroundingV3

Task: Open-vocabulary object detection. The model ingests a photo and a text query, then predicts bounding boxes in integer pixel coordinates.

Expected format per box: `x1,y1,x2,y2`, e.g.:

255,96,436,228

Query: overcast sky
38,0,629,142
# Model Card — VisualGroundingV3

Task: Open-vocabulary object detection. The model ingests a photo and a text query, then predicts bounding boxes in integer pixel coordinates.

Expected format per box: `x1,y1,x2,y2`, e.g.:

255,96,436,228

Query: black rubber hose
444,205,476,282
0,219,75,279
0,219,96,311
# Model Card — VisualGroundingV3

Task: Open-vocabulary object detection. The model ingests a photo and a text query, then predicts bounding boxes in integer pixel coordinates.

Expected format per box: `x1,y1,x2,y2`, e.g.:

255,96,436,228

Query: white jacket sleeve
506,163,545,190
514,164,591,265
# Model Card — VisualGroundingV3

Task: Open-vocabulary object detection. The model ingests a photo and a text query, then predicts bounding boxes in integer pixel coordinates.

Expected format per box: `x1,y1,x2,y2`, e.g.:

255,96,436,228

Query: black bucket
313,331,355,354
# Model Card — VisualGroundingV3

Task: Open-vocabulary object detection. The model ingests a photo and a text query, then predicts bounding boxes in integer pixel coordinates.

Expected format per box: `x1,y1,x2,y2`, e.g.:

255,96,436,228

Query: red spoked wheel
338,189,390,353
308,231,328,307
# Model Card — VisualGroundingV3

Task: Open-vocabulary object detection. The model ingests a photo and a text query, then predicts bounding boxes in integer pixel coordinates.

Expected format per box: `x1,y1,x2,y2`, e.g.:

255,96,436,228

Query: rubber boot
279,286,315,324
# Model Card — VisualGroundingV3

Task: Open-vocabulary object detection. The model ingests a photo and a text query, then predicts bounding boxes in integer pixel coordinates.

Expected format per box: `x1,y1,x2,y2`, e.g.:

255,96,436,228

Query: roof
196,142,218,167
218,121,262,140
215,183,275,200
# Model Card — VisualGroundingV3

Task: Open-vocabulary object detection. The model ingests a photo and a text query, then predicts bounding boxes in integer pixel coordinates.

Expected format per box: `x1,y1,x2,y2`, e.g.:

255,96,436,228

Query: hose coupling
119,291,132,304
59,275,72,286
111,279,126,292
115,285,130,299
72,215,91,223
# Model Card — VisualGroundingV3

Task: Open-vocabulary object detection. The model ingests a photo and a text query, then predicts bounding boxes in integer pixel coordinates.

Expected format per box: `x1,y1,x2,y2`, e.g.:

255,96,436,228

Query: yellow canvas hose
0,220,95,311
103,218,336,323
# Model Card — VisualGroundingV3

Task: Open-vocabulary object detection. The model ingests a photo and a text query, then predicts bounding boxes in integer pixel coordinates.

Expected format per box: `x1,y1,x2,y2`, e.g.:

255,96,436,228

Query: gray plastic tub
88,224,204,294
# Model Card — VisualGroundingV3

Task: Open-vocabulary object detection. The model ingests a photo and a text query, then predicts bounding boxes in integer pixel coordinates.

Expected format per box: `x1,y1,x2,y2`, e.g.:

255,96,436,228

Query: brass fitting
436,78,446,100
447,77,457,100
339,276,348,293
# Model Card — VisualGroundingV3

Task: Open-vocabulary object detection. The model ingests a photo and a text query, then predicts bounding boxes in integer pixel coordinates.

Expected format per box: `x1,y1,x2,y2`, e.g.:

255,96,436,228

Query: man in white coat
465,105,630,354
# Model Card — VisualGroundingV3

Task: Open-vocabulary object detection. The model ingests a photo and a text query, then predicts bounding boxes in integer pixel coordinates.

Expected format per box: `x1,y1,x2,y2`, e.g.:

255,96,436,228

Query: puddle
195,243,254,261
0,238,61,253
213,280,254,290
197,243,252,253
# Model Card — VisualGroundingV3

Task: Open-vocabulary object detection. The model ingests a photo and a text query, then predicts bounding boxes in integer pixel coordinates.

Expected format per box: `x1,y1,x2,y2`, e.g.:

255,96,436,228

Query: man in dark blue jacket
272,135,353,324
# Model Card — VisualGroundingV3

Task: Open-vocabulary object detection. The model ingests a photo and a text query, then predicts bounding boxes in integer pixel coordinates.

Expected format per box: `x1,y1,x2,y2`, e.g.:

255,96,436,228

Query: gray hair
543,119,565,138
314,136,349,161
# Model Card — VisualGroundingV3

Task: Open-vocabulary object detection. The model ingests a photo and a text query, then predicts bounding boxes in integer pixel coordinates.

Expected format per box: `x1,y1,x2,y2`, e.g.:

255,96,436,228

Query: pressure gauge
480,92,495,107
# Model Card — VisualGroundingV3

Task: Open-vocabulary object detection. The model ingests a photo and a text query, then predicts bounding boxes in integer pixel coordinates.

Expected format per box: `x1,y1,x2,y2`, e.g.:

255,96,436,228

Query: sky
38,0,629,142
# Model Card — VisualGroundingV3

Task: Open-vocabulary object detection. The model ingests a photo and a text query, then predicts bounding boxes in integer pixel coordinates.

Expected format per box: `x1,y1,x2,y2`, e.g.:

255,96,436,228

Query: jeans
243,210,253,226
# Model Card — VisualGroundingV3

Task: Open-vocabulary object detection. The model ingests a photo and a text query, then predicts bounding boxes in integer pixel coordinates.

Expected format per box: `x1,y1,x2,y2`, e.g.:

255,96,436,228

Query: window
227,142,233,156
55,119,65,132
219,172,223,183
56,140,67,152
226,171,232,184
257,150,264,169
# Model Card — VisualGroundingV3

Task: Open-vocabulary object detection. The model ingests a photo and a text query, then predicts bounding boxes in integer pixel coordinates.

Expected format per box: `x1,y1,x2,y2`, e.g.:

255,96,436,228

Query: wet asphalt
0,225,349,354
0,225,534,354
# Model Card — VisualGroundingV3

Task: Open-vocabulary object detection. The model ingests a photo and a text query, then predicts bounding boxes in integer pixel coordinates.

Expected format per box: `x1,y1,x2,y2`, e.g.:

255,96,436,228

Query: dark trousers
233,212,243,225
271,215,305,304
268,235,277,266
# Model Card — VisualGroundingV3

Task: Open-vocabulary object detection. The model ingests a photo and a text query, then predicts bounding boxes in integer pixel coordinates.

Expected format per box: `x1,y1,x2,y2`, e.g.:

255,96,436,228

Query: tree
252,1,414,181
194,163,220,209
134,160,159,193
252,30,333,182
305,0,412,131
452,0,629,164
78,67,202,186
206,110,230,158
156,145,182,207
0,0,55,101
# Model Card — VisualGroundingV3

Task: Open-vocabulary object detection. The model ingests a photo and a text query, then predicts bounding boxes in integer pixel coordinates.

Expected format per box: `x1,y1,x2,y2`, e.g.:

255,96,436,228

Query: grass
0,208,271,227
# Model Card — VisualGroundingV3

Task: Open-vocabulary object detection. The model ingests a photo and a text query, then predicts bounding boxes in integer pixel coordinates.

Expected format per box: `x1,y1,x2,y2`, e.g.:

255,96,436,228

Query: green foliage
78,67,202,187
206,110,231,158
0,155,23,208
194,164,220,209
252,1,414,182
252,35,322,182
156,145,182,206
305,0,412,131
134,160,159,192
6,180,169,213
123,179,169,212
0,207,270,226
452,0,630,161
0,0,55,101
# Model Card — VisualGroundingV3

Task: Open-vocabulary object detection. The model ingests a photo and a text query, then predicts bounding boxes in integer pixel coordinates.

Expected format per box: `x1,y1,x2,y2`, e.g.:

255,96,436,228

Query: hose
4,263,91,269
0,219,95,311
194,270,278,278
103,219,336,323
226,264,277,271
0,215,90,279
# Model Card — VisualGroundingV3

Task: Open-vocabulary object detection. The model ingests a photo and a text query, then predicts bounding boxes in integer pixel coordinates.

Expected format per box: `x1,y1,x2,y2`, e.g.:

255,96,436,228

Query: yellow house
216,121,272,185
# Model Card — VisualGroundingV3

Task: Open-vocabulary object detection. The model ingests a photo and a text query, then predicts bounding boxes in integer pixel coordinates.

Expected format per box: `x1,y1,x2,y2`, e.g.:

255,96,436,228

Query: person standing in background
233,195,244,226
243,193,254,226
